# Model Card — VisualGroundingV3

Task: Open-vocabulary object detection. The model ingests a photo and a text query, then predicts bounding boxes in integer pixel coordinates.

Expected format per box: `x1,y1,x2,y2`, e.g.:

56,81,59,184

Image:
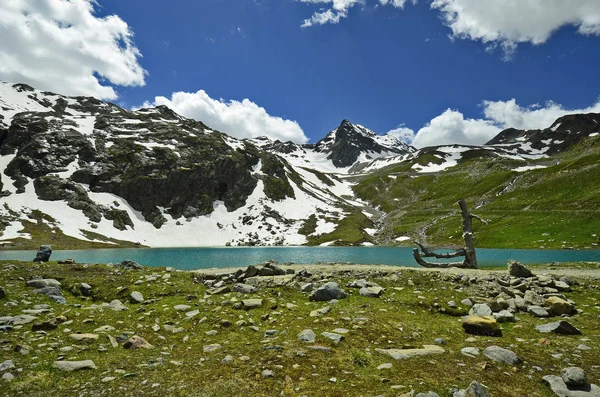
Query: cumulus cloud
145,91,308,144
0,0,146,100
395,98,600,148
386,126,416,144
431,0,600,57
299,0,411,27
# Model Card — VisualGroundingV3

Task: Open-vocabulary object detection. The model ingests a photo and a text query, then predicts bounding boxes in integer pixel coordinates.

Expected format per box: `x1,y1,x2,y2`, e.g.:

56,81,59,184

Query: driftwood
412,199,480,269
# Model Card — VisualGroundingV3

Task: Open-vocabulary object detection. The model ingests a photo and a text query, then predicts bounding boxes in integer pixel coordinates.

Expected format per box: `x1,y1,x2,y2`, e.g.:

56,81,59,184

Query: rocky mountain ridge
1,81,599,249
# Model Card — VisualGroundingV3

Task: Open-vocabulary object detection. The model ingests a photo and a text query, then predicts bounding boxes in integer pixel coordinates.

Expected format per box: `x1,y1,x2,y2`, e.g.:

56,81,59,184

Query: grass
353,139,600,249
0,260,598,396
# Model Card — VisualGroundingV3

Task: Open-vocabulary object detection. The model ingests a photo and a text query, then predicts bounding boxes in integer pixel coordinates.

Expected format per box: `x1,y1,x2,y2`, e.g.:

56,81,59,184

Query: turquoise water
1,247,599,270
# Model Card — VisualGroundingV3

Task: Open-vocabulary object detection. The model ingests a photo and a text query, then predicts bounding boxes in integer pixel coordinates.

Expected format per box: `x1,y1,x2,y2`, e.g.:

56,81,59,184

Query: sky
1,0,600,148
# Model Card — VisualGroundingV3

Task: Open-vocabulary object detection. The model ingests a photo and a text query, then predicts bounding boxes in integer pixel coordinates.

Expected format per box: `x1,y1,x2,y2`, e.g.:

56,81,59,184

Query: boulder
536,321,582,335
309,282,348,302
242,299,263,310
244,265,260,278
123,335,153,349
109,299,129,311
561,367,587,387
130,291,144,303
508,260,533,278
26,279,61,289
115,260,143,270
53,360,96,371
469,304,493,317
321,332,344,344
462,316,502,337
80,283,92,296
546,296,575,316
543,374,600,397
31,287,66,304
233,283,257,293
483,346,522,365
359,286,384,297
33,245,52,262
376,345,445,360
527,305,550,318
465,381,491,397
298,329,316,343
493,310,515,323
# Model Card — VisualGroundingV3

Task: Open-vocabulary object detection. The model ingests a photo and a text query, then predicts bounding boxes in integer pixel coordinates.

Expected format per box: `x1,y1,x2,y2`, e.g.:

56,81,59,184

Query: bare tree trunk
458,199,478,269
412,199,479,269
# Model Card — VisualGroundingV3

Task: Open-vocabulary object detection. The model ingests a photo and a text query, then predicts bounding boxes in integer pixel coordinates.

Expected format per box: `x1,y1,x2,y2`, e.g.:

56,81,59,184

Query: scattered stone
524,290,545,306
123,335,153,349
53,360,96,371
242,299,263,310
433,338,446,345
536,321,582,335
321,332,344,344
70,333,99,342
109,299,128,312
2,373,14,381
309,282,348,302
493,310,515,323
447,300,457,308
307,345,333,353
130,291,144,303
32,319,58,331
116,260,143,270
80,283,92,296
262,369,274,378
461,298,474,307
33,245,52,262
0,360,15,372
31,286,66,304
359,286,385,297
469,303,492,317
561,367,587,387
543,374,600,397
301,283,313,293
208,286,231,295
508,260,534,278
174,304,191,312
0,286,4,299
378,363,393,370
298,329,316,343
244,265,260,278
554,281,572,292
416,392,440,397
464,380,491,397
376,345,445,360
332,328,349,334
483,346,522,366
221,355,234,364
310,306,331,317
0,314,37,326
94,325,116,333
462,316,502,337
546,297,575,316
203,344,222,353
461,347,480,358
528,305,550,318
233,283,257,293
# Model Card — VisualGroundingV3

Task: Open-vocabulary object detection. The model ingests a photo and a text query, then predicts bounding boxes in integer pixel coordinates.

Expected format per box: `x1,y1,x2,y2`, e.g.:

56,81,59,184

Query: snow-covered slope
0,82,361,248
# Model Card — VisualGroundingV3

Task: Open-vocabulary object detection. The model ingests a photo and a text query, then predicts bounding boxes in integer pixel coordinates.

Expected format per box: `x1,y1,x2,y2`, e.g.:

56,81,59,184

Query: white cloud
401,98,600,148
146,91,308,144
299,0,411,27
482,98,600,130
411,109,500,148
0,0,146,100
386,126,416,144
430,0,600,57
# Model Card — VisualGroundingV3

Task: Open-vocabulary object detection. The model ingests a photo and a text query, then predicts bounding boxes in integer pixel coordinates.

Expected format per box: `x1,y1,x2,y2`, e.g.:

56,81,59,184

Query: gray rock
543,374,600,397
221,355,234,364
554,281,572,292
53,360,96,371
203,344,222,353
0,314,37,326
465,381,491,397
376,345,445,360
508,260,533,278
233,283,257,293
416,392,440,397
262,369,274,378
0,360,15,373
528,305,550,317
359,286,384,297
26,278,61,289
461,298,474,307
310,306,331,317
244,265,260,278
301,283,313,293
447,300,457,308
115,260,143,270
561,367,587,387
536,321,582,335
2,373,14,381
493,310,515,323
309,282,348,301
469,303,492,317
33,245,52,262
109,299,128,311
524,290,545,306
130,291,144,303
80,283,92,296
298,329,316,343
174,304,191,311
0,286,4,299
483,346,522,365
377,363,393,370
31,286,66,304
242,299,263,310
321,332,344,344
461,347,480,358
433,338,446,345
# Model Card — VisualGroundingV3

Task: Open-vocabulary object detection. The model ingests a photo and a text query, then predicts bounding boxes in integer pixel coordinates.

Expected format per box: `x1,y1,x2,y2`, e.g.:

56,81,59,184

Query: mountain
1,81,599,250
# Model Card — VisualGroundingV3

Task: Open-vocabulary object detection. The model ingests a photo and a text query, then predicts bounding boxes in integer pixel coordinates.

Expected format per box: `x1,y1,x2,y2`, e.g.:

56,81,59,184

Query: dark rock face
508,260,534,278
536,320,582,335
33,245,52,262
486,112,600,154
313,120,412,168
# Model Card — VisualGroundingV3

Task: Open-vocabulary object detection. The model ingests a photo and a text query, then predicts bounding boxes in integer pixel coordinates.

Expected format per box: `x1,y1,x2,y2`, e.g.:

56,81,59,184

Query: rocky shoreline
0,259,599,396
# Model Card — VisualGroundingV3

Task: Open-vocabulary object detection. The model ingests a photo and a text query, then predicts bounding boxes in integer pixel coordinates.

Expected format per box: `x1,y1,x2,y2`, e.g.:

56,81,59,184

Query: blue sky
1,0,600,147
